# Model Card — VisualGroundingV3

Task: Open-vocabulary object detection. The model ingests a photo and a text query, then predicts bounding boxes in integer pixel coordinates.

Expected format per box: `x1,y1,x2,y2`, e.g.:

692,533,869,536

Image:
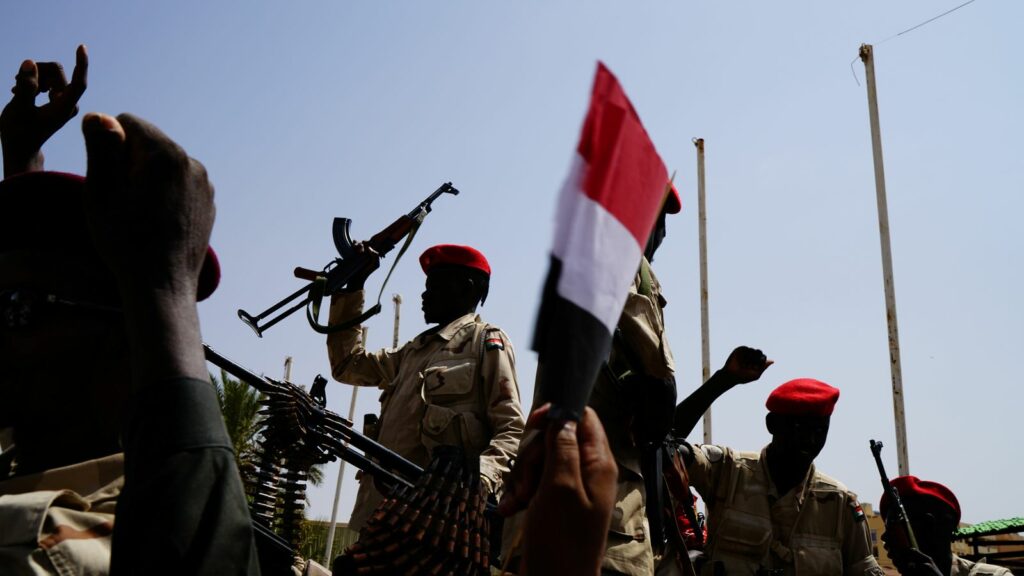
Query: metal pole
694,138,713,445
392,294,402,348
323,328,366,564
860,44,910,477
283,356,293,381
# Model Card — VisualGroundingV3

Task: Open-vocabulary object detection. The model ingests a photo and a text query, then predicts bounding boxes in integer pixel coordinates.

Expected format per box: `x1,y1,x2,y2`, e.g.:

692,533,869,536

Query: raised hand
720,346,773,385
81,112,213,298
672,346,772,436
1,45,88,176
81,112,213,384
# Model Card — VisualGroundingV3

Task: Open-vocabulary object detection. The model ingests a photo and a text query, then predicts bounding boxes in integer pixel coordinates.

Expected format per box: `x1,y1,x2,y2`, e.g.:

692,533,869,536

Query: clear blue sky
4,2,1021,527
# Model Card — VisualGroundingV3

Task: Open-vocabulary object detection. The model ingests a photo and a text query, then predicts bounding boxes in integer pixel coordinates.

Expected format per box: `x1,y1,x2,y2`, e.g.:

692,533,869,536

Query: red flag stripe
551,154,644,333
577,62,668,247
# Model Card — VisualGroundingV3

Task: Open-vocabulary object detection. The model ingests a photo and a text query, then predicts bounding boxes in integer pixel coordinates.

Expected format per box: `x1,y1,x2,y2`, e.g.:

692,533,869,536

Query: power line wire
877,0,980,45
850,0,983,86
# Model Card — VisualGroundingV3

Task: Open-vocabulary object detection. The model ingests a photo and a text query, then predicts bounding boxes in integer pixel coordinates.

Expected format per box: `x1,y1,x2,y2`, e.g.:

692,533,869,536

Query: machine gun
204,344,492,574
870,439,919,551
238,182,459,337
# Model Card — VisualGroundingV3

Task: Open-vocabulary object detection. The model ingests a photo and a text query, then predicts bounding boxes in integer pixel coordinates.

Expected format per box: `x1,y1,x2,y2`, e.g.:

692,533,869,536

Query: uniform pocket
422,360,475,401
793,534,842,576
713,508,771,560
457,411,489,453
420,403,461,453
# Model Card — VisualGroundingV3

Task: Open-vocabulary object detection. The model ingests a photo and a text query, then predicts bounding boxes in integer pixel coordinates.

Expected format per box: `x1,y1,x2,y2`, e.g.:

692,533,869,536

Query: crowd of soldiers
0,46,1013,576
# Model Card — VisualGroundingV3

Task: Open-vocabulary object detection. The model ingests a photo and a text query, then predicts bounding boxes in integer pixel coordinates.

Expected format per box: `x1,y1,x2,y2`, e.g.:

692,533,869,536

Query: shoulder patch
849,500,866,522
701,444,725,463
484,336,505,351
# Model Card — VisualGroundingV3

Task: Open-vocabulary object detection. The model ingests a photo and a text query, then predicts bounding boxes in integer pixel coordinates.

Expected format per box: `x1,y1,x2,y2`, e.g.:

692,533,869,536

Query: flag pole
860,44,910,477
694,137,712,445
323,328,366,564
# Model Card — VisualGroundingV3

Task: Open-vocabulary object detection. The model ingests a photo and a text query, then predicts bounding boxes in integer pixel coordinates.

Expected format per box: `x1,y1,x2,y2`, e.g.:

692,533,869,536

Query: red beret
664,180,681,214
879,476,961,526
766,378,840,416
0,171,220,301
419,244,490,276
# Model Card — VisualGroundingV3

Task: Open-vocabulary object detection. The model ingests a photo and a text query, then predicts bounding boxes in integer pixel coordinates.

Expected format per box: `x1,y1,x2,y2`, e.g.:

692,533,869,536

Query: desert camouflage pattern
587,259,675,575
951,554,1014,576
0,453,122,575
688,445,883,576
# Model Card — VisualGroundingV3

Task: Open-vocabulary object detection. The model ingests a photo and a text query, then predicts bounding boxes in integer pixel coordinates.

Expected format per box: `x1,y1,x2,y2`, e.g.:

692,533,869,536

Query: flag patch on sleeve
850,502,865,522
485,337,505,351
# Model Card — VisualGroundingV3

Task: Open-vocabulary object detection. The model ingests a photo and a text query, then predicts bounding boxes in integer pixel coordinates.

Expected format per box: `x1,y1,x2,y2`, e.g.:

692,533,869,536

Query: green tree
212,369,264,483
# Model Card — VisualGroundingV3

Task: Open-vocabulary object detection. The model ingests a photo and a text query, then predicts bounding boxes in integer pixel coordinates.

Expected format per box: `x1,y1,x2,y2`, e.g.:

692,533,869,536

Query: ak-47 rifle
870,439,919,551
238,182,459,337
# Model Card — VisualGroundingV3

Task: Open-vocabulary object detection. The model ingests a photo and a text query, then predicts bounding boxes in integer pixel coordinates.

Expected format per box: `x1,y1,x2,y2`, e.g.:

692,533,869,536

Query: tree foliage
212,369,264,483
211,369,324,489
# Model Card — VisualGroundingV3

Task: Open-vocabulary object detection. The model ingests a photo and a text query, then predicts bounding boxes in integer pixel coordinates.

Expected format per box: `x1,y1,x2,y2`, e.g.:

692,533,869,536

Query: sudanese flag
533,62,670,420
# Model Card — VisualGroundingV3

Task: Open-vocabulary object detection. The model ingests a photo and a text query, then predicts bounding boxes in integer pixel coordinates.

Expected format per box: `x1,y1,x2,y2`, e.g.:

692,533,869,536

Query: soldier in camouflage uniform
587,183,680,575
880,476,1014,576
0,47,256,574
328,243,525,530
673,360,884,576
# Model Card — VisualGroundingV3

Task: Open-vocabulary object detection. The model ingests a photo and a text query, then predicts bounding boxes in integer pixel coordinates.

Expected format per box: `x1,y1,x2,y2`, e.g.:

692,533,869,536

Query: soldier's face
421,268,473,325
767,413,830,466
644,211,668,262
0,249,131,460
902,499,957,562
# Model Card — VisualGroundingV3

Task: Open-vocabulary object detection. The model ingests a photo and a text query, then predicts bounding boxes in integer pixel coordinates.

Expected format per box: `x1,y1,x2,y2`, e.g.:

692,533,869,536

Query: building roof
954,518,1024,539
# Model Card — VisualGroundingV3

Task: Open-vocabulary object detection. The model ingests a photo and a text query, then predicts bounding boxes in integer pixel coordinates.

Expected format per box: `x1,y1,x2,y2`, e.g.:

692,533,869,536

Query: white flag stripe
551,154,644,334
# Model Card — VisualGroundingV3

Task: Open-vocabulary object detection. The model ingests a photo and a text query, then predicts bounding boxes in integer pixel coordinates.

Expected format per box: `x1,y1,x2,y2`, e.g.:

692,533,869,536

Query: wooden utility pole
860,44,910,477
283,356,293,381
695,137,713,445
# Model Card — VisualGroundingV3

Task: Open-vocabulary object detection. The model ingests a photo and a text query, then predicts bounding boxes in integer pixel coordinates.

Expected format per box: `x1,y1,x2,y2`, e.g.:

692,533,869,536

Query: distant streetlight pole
695,137,713,445
860,43,911,477
323,328,367,564
392,294,402,348
322,293,404,563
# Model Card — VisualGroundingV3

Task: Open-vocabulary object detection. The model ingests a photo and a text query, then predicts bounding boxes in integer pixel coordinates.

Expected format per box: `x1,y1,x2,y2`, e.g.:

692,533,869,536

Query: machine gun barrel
203,344,423,483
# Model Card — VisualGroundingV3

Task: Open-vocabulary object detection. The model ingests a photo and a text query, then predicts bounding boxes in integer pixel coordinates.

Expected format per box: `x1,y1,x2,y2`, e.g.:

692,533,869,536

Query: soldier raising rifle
327,243,526,532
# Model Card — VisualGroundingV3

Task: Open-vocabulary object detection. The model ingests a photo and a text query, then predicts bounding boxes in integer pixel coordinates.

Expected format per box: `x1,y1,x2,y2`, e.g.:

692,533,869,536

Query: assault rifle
870,439,919,550
238,182,459,337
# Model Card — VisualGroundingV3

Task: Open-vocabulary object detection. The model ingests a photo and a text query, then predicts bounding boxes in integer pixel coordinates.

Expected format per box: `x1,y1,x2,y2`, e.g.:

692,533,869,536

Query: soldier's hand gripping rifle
870,439,919,551
238,182,459,337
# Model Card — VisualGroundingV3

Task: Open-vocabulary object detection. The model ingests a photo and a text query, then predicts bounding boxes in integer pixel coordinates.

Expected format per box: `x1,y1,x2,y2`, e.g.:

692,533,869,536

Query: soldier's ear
765,413,777,435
